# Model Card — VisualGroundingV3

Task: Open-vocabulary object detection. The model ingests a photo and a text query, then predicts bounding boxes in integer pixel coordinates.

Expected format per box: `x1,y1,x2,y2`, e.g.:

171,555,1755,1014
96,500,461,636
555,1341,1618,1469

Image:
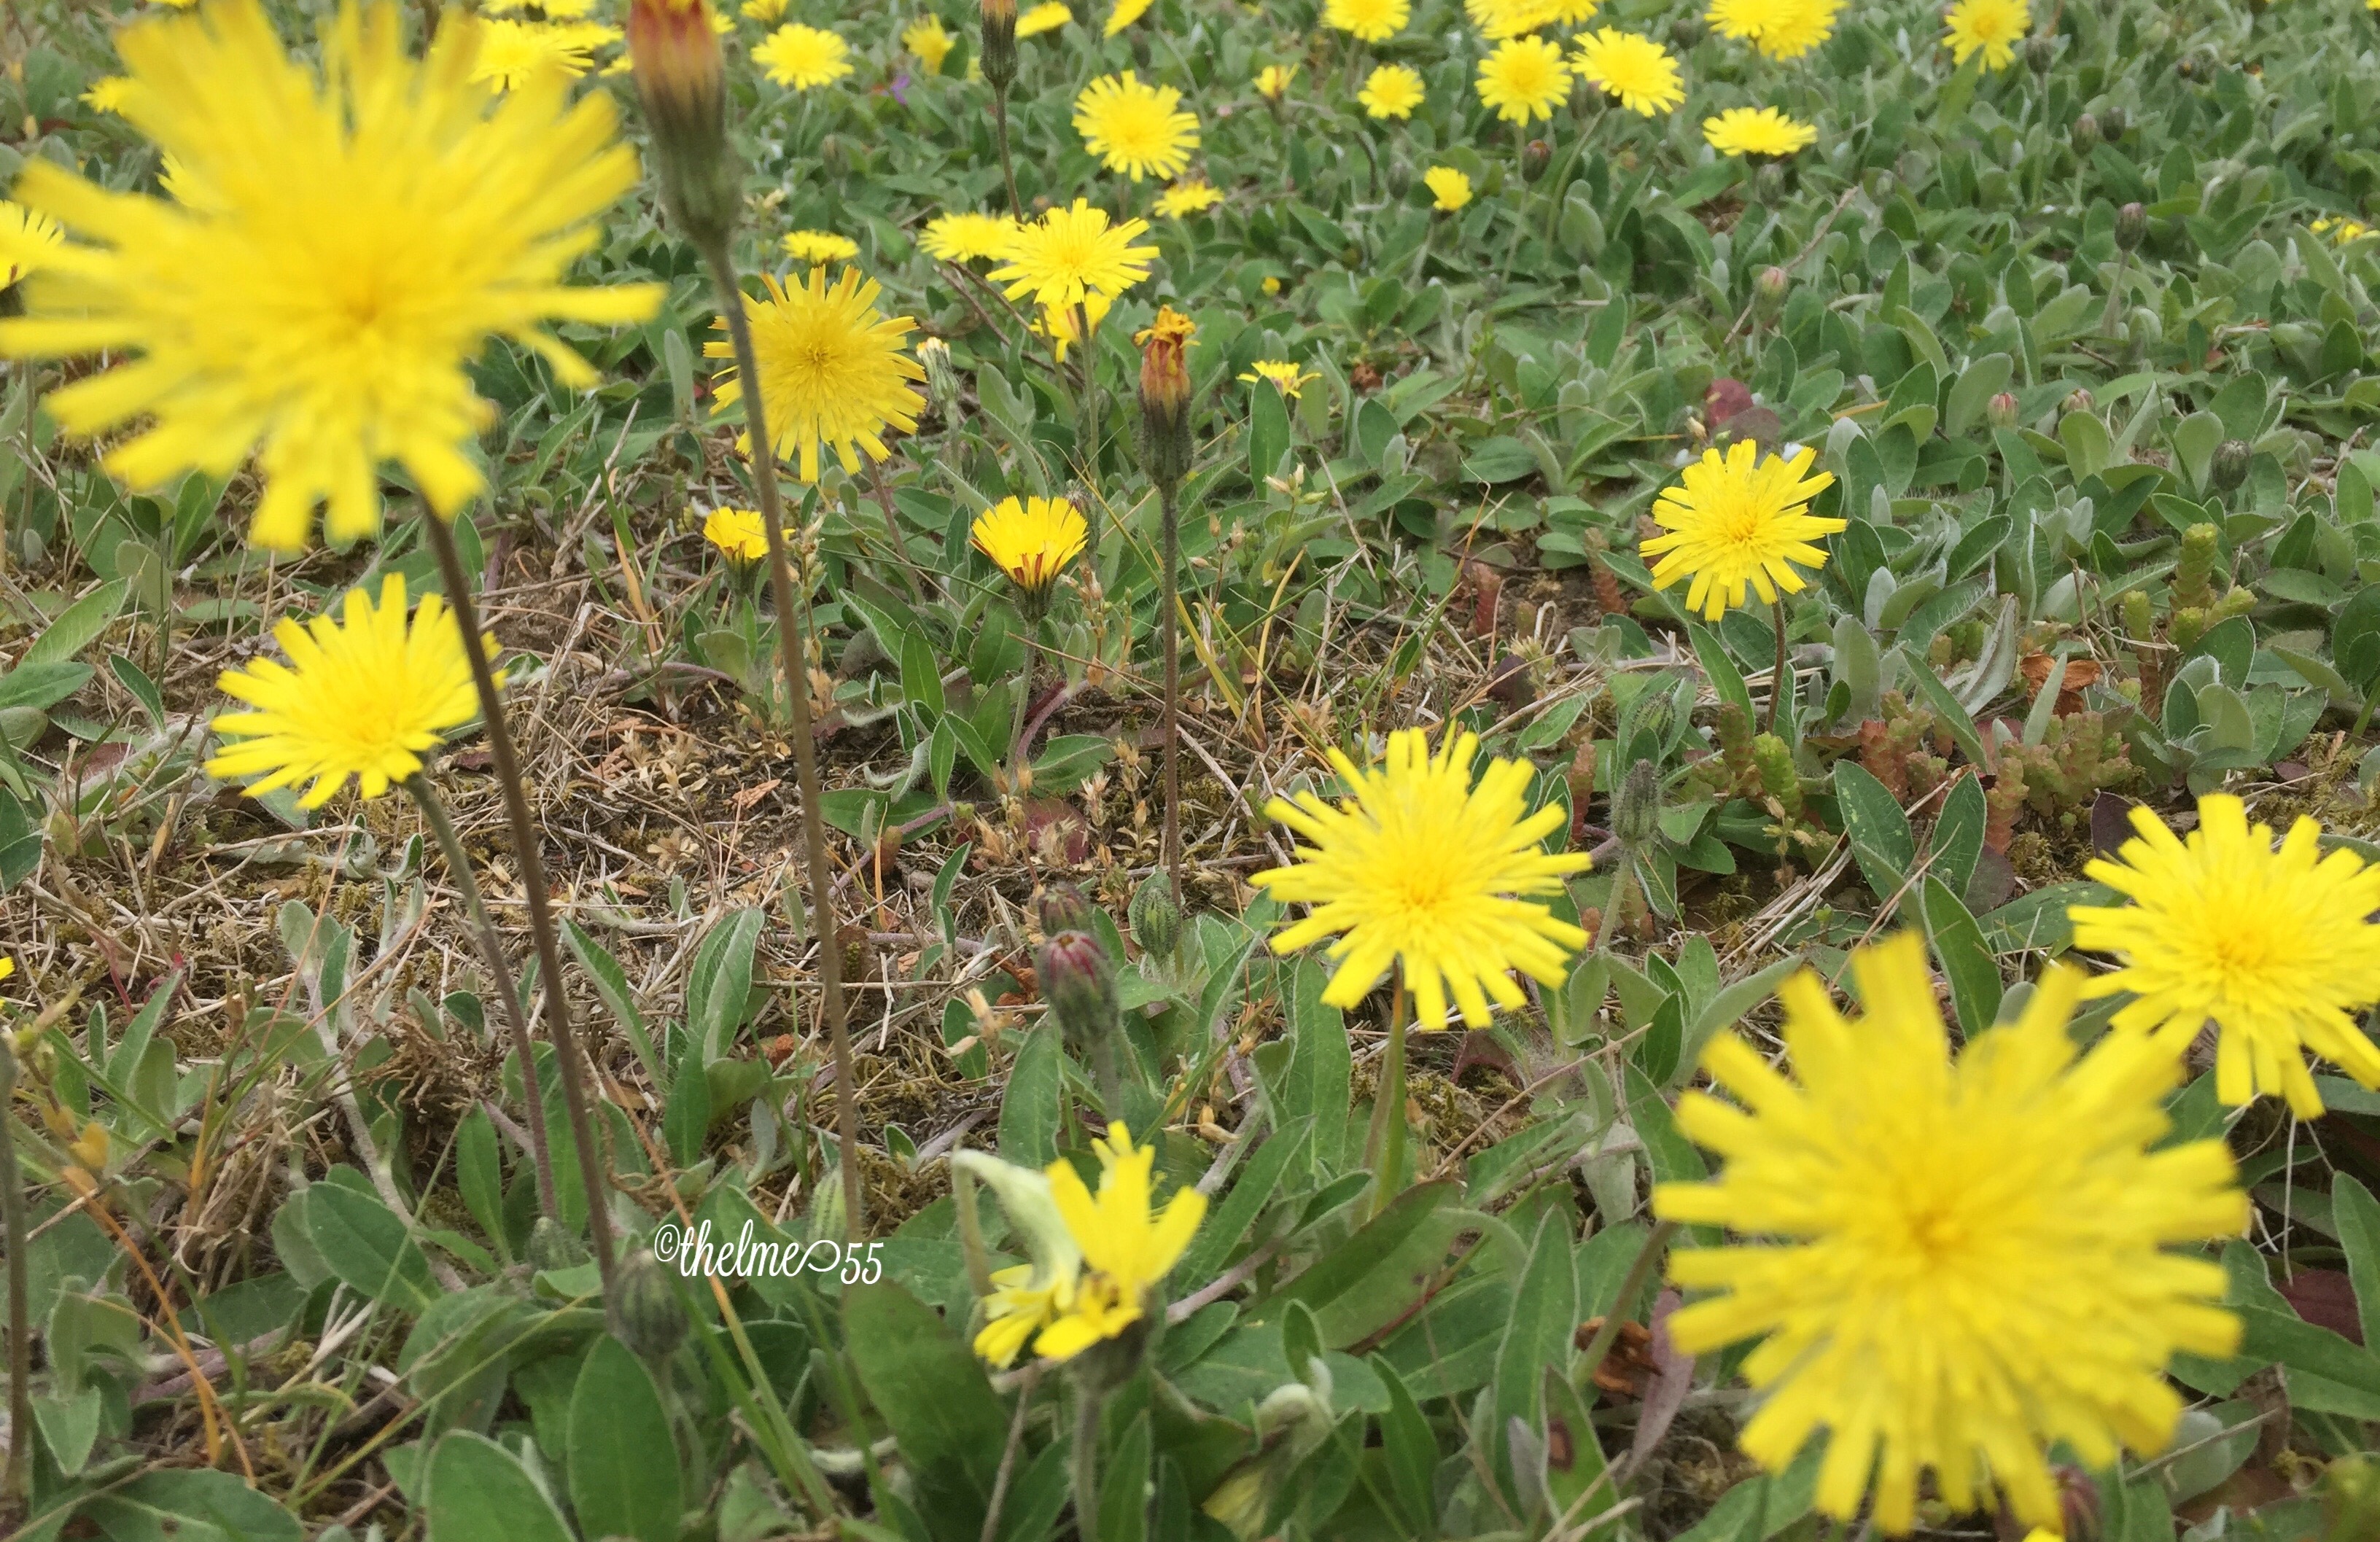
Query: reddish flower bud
1134,306,1197,489
626,0,737,249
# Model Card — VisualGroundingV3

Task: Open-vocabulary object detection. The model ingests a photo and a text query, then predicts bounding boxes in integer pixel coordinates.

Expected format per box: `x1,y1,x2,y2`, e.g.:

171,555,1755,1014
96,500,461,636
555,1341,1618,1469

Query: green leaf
569,1336,684,1542
1492,1211,1577,1503
1282,959,1350,1175
1675,956,1801,1088
686,906,764,1064
846,1282,1007,1541
998,1021,1062,1169
1372,1358,1437,1533
1931,771,1988,897
2236,1303,2380,1398
1030,733,1114,795
82,1468,303,1542
901,630,946,718
1175,1117,1311,1285
1099,1409,1152,1542
1899,647,1991,767
2333,1176,2380,1352
304,1181,437,1313
455,1107,508,1263
1251,379,1291,481
0,661,91,713
21,581,131,669
1832,761,1917,904
424,1430,575,1542
1278,1181,1462,1347
1919,876,2001,1037
564,920,662,1089
1689,622,1756,723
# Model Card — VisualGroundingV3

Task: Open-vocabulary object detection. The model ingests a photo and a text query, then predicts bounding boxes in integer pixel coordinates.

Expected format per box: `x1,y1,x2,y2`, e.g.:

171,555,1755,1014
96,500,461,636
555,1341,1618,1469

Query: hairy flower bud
1037,881,1095,938
626,0,737,250
2072,112,2101,155
2062,387,2094,416
528,1215,588,1274
1128,871,1182,960
1986,391,2020,429
980,0,1018,93
611,1247,691,1364
2115,201,2147,252
917,336,960,418
2209,437,2252,494
1613,758,1662,849
1037,930,1119,1054
1521,139,1552,184
2099,105,2127,141
1755,265,1791,307
1134,306,1197,491
2121,588,2153,642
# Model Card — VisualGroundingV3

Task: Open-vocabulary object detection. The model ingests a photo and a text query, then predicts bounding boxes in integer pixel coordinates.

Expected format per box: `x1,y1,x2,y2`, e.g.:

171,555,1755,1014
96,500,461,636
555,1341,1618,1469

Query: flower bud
2026,34,2055,73
1612,758,1661,849
2054,1465,2105,1542
1134,306,1197,491
980,0,1018,93
1127,871,1182,960
1669,15,1700,48
2325,1454,2380,1542
1986,391,2020,429
1036,930,1119,1054
1755,265,1790,307
611,1247,691,1364
2210,437,2252,493
2099,105,2126,141
1036,881,1095,937
1521,139,1552,183
2115,202,2147,252
528,1215,588,1273
2120,588,2153,642
2072,112,2101,154
2062,387,2094,416
626,0,738,250
1754,160,1786,206
917,336,960,418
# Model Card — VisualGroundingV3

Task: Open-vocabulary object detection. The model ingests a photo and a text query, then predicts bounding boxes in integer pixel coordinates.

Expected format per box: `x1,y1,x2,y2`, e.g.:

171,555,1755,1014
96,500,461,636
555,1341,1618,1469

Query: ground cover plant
5,0,2380,1535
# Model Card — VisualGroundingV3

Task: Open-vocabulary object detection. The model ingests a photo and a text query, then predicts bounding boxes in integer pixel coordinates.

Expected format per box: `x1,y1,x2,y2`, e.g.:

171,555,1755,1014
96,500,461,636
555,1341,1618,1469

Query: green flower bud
611,1247,691,1365
529,1215,588,1274
2072,113,2101,154
1613,758,1662,849
2099,105,2127,140
1756,265,1791,306
2115,202,2147,252
2209,438,2252,494
1127,872,1183,961
1521,139,1552,184
1036,882,1095,938
980,0,1018,93
2323,1454,2380,1542
2026,34,2056,73
1986,391,2020,429
1036,931,1119,1054
1751,733,1802,815
2121,588,2153,642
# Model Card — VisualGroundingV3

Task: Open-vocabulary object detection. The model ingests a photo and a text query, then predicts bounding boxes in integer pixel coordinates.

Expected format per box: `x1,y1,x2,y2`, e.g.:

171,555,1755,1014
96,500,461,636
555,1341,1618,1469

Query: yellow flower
955,1153,1088,1366
1944,0,2028,69
1252,728,1590,1029
1639,441,1840,619
1571,28,1682,116
1703,105,1819,157
2313,216,2373,244
489,0,598,15
1103,0,1153,36
1238,359,1318,397
1261,274,1283,295
1548,0,1600,19
0,201,64,289
1324,0,1409,42
989,198,1157,311
1653,934,2247,1536
972,494,1088,603
0,0,659,552
781,229,860,265
1255,63,1296,101
1152,179,1223,217
754,23,850,87
1034,290,1112,362
1705,0,1766,39
1017,1,1073,35
919,210,1022,260
80,75,138,114
1035,1124,1206,1360
976,1265,1075,1366
740,0,787,20
705,266,926,483
2069,795,2380,1118
1423,166,1473,211
1074,71,1199,182
1465,0,1560,39
903,15,956,71
702,506,784,561
1476,36,1569,124
207,574,494,807
1749,0,1840,59
469,18,598,89
1358,63,1426,119
0,957,15,986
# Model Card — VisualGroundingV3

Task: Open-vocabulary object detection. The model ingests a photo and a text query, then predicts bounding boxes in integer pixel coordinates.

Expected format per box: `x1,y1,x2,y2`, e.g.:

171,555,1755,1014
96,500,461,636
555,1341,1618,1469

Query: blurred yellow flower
1104,0,1154,35
1750,0,1840,59
79,74,137,114
470,18,599,89
1466,0,1560,39
1239,359,1319,397
1035,290,1113,362
1325,0,1409,42
740,0,787,19
903,14,957,71
1703,105,1818,156
1017,1,1073,34
0,201,63,289
1943,0,2029,70
1359,63,1426,119
703,507,783,561
1571,28,1682,116
920,210,1022,260
1075,71,1199,181
1255,63,1296,100
1424,166,1473,210
782,230,860,265
1476,36,1569,123
1153,179,1224,217
2314,216,2373,244
755,23,851,87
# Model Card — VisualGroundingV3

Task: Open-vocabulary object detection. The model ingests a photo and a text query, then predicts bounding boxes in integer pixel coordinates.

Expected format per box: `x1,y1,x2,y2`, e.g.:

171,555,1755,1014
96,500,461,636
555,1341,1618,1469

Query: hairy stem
1363,972,1409,1220
1159,480,1183,907
1,1045,30,1502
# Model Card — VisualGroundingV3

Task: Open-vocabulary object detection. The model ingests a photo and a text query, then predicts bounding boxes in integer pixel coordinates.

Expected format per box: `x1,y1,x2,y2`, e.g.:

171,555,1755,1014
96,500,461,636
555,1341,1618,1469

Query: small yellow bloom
1703,105,1819,157
1475,35,1570,125
1255,63,1297,101
1260,274,1283,295
1752,0,1841,58
1943,0,2028,70
781,229,860,265
1103,0,1153,35
79,75,137,114
1639,440,1842,618
705,266,926,483
754,23,851,87
1239,359,1320,397
1153,179,1224,217
2313,216,2373,244
0,957,14,986
990,198,1157,311
702,507,783,561
920,210,1022,260
469,18,599,90
740,0,788,20
1325,0,1409,42
972,495,1089,603
903,14,956,72
1017,1,1073,35
0,200,64,289
1466,0,1560,39
1571,28,1684,117
1034,1125,1206,1360
1358,63,1426,120
1423,166,1474,211
1034,291,1113,362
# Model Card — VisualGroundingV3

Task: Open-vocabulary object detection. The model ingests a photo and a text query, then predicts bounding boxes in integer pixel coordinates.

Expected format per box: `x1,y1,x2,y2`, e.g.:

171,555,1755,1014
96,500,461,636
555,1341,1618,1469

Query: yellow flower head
781,229,860,265
0,0,661,553
1035,1124,1207,1360
1750,0,1840,58
1034,290,1112,362
1703,104,1819,157
1549,0,1600,18
1639,440,1841,619
972,495,1088,604
755,23,850,87
0,957,13,986
955,1152,1086,1367
80,75,139,114
903,14,956,71
1571,28,1682,116
1476,36,1570,124
1255,63,1297,101
469,18,598,88
1074,71,1199,182
1239,359,1319,397
1423,166,1474,211
1017,1,1073,35
2314,216,2373,245
1943,0,2029,69
1103,0,1153,36
705,266,925,483
1705,0,1767,39
702,506,782,561
489,0,599,15
1153,179,1223,217
1253,728,1590,1029
1652,933,2247,1536
739,0,786,19
207,574,495,807
989,198,1157,311
1359,63,1426,119
2069,795,2380,1118
1326,0,1409,42
0,201,64,289
921,210,1022,261
1466,0,1560,39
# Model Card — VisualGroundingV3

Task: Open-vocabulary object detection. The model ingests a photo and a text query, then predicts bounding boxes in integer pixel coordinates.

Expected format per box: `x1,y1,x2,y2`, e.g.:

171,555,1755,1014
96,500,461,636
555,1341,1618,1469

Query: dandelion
781,230,860,265
1549,0,1600,19
1749,0,1840,60
79,75,137,114
1640,441,1840,619
1240,359,1320,397
1035,1124,1206,1358
754,23,851,87
1466,0,1561,39
903,15,957,71
1359,63,1426,119
704,266,925,483
470,18,599,88
1253,728,1590,1029
1571,29,1683,116
490,0,599,14
1703,105,1819,157
1074,72,1199,182
0,0,661,551
1943,0,2028,70
703,507,782,562
1103,0,1153,35
1255,63,1297,101
973,495,1089,609
920,210,1022,260
1152,179,1223,217
1653,933,2247,1535
1476,36,1570,124
0,957,12,986
1705,0,1765,40
740,0,787,20
1424,166,1474,211
1325,0,1409,43
1035,291,1113,362
990,198,1157,311
0,203,63,289
1017,1,1073,35
2069,795,2380,1117
206,575,493,808
2313,216,2373,244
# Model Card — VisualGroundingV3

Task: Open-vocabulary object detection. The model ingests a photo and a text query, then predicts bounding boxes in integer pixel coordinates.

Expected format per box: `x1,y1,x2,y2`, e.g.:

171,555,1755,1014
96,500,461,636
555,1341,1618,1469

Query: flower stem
422,511,618,1291
993,87,1022,219
1363,971,1410,1220
1,1042,31,1503
700,241,863,1241
1077,301,1102,566
1158,479,1183,908
1766,598,1789,736
1071,1383,1105,1535
1011,629,1042,773
404,771,561,1225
